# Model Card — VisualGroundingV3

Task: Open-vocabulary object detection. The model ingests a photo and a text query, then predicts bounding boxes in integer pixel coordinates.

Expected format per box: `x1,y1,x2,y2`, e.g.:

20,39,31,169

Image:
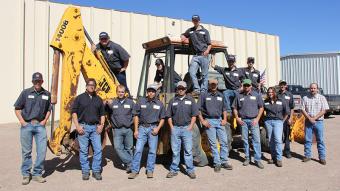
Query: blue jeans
78,124,102,174
20,123,47,177
189,55,209,93
241,119,262,161
113,71,130,94
223,89,237,112
205,119,229,166
304,121,326,160
170,126,195,174
113,127,133,167
265,119,284,161
283,119,291,154
131,125,158,173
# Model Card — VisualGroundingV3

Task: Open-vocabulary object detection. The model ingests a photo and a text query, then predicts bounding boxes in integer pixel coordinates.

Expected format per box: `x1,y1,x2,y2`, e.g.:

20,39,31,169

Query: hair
266,87,278,102
310,83,319,89
86,78,97,86
116,85,126,92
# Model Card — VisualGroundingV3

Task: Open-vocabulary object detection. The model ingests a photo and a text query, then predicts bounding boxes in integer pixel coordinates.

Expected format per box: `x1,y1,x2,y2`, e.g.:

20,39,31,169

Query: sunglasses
243,84,251,87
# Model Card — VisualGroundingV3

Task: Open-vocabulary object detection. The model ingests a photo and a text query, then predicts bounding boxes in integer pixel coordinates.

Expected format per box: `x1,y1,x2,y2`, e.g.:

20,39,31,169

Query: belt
194,52,204,56
25,119,41,124
80,122,99,125
140,123,158,127
206,116,221,119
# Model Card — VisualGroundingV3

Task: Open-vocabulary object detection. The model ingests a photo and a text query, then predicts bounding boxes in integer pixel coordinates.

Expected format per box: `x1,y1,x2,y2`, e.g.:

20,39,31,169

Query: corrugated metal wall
281,52,340,95
1,0,281,123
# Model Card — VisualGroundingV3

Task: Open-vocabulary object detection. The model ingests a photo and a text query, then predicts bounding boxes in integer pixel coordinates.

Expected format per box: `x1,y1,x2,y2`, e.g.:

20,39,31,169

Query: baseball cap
279,80,287,85
146,84,158,91
99,32,109,39
242,79,252,86
155,59,164,65
192,15,200,21
177,81,187,88
227,55,236,62
32,72,43,81
208,79,218,84
247,57,255,63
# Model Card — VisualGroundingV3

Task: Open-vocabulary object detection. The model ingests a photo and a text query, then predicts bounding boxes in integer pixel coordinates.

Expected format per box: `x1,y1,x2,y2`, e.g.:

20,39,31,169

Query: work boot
166,171,178,178
128,172,138,179
82,173,90,180
214,165,221,173
222,162,233,170
22,176,30,185
284,152,292,159
32,176,46,183
255,161,264,169
243,159,250,166
146,171,153,178
126,165,132,173
267,159,274,164
276,160,283,167
92,172,102,180
320,159,326,165
188,172,197,179
302,157,311,163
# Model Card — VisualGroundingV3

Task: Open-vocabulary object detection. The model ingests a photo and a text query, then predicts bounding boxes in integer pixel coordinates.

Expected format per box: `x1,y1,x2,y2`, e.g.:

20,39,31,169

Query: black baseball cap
227,55,236,63
32,72,43,81
247,57,255,63
155,59,164,65
99,32,109,39
279,80,287,85
192,15,200,21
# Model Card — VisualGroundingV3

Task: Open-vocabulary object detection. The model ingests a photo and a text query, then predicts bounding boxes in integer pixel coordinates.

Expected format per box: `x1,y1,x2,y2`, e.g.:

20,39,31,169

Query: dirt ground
0,116,339,191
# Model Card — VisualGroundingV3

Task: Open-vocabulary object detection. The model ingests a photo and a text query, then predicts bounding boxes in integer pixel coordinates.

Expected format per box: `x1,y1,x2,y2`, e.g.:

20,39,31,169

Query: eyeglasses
33,80,42,84
177,88,186,91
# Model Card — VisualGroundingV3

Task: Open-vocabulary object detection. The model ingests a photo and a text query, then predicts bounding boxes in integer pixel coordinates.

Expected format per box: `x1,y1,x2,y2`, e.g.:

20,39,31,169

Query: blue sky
53,0,339,56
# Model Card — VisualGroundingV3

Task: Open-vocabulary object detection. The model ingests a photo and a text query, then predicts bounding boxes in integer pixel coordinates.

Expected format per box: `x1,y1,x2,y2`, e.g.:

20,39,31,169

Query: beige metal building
1,0,281,123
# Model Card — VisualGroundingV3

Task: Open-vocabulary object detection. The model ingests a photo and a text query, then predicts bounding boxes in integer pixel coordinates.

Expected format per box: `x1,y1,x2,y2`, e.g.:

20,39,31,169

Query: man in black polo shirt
181,15,211,95
128,84,165,179
95,32,131,92
14,72,51,185
198,79,233,172
232,79,264,169
72,78,105,181
107,85,135,172
242,57,261,92
211,55,244,112
277,80,295,158
166,81,199,179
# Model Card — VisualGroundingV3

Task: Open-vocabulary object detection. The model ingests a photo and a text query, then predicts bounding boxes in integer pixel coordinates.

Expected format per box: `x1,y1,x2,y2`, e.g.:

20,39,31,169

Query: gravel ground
0,116,339,191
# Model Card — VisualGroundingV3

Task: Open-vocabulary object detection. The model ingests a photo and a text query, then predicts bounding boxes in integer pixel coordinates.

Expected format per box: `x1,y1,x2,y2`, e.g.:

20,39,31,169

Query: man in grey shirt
301,83,329,165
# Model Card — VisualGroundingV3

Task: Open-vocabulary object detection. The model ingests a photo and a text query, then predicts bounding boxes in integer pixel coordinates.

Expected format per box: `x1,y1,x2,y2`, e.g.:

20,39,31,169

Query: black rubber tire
260,127,270,152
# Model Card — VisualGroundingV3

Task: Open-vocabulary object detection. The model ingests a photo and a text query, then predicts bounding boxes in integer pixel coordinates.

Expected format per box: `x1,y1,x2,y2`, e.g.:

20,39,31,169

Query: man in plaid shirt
301,83,329,165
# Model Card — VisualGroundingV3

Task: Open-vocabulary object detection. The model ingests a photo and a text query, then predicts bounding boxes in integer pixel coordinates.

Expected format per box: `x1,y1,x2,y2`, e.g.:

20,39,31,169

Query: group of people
14,14,329,185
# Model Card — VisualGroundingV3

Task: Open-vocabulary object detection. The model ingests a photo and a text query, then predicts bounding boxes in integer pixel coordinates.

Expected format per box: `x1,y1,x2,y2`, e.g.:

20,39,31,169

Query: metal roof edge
281,51,340,60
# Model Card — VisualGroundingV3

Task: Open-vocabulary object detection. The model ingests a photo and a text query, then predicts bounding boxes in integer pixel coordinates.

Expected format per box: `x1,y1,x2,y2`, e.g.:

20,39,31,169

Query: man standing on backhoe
181,15,211,96
94,32,131,93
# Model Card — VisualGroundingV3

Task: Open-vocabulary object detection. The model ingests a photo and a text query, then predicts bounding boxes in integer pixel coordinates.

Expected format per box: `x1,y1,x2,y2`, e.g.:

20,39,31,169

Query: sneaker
221,162,233,170
82,173,90,181
214,165,221,173
166,171,178,178
92,172,102,180
243,159,250,166
276,160,283,167
188,172,197,179
268,159,274,164
255,161,264,169
128,172,138,179
22,176,30,185
302,157,311,163
32,176,46,183
320,159,326,165
146,172,153,178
